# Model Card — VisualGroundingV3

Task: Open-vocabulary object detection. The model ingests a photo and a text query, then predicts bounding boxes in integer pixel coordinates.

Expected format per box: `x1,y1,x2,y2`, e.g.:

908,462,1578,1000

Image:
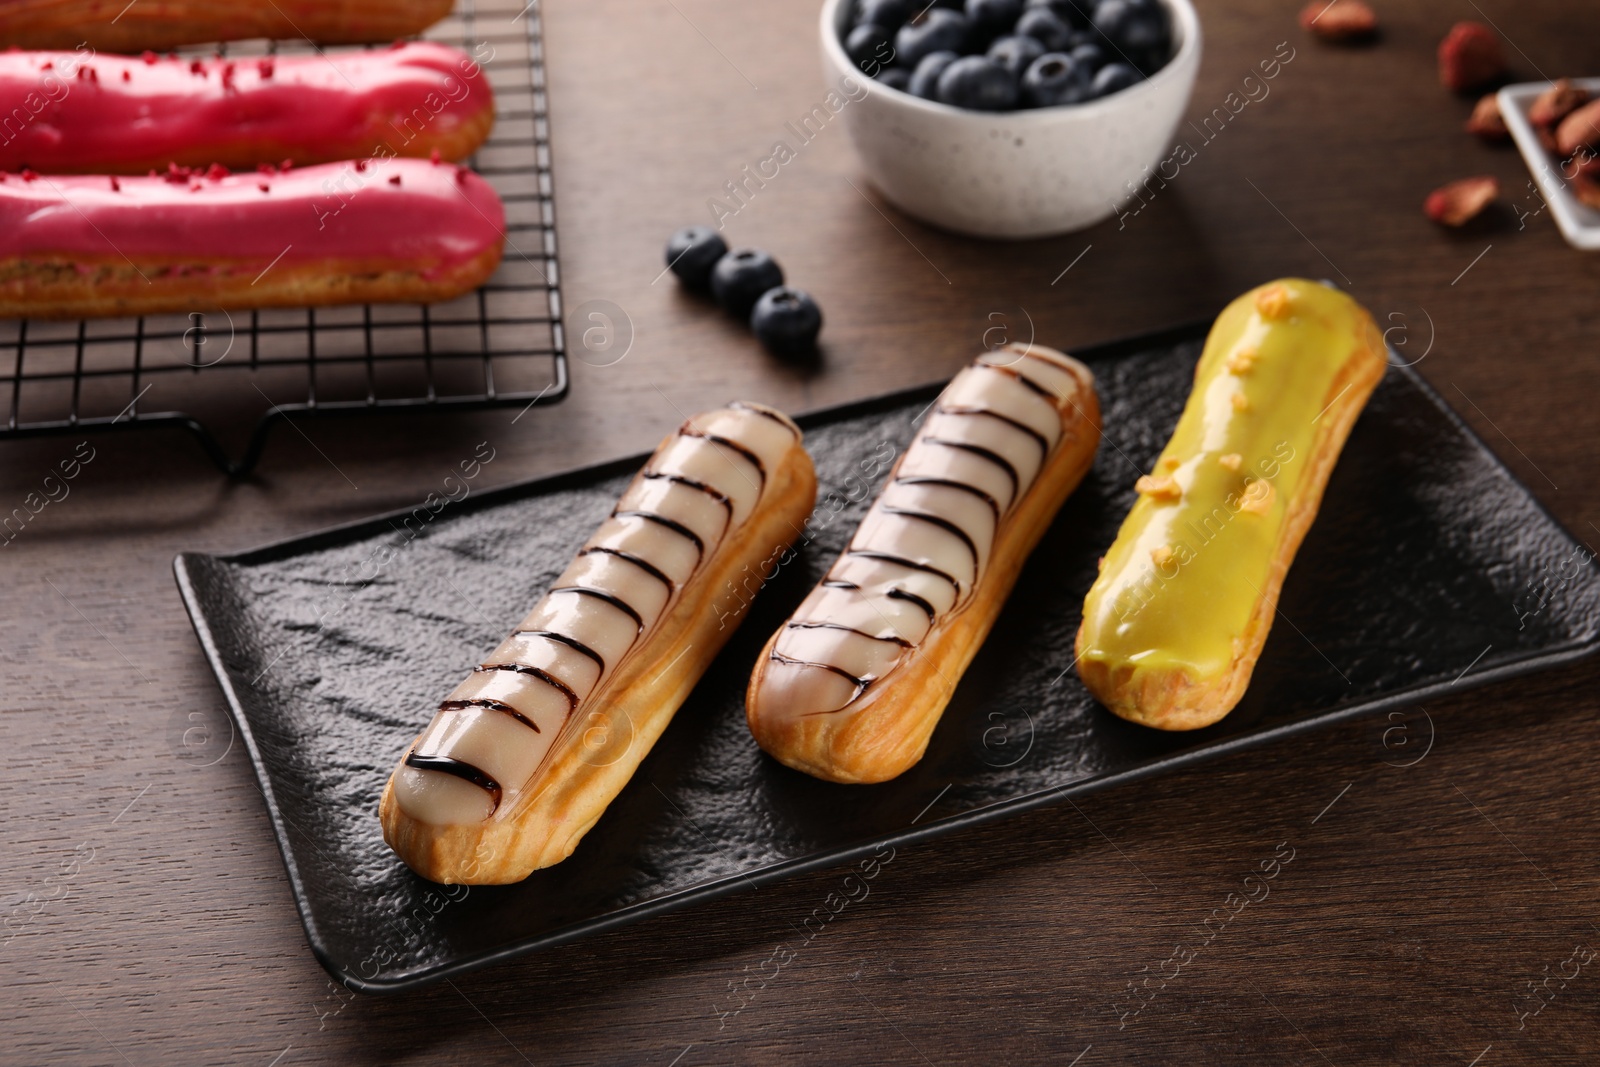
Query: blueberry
1090,60,1142,97
965,0,1022,33
1069,41,1106,70
751,287,823,357
665,226,727,292
1021,52,1090,106
1024,0,1091,28
1126,44,1170,75
711,249,784,317
857,0,911,30
877,67,912,91
846,22,894,72
936,54,1019,110
986,34,1045,78
909,50,960,98
1092,0,1168,52
895,9,971,68
1016,7,1075,51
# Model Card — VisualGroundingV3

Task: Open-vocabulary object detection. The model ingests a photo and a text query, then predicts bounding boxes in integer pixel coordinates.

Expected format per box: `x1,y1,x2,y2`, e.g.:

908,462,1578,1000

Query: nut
1255,284,1293,319
1299,0,1377,42
1465,94,1508,140
1555,99,1600,158
1572,173,1600,210
1438,22,1506,94
1528,79,1590,129
1423,175,1499,226
1135,474,1181,500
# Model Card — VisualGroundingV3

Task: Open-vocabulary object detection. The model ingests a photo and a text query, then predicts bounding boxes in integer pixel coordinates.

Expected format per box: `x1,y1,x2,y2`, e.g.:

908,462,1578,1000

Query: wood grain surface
3,0,1599,1063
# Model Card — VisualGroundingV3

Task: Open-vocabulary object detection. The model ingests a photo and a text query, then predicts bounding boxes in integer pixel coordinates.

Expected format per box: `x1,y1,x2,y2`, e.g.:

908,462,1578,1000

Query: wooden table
4,0,1599,1063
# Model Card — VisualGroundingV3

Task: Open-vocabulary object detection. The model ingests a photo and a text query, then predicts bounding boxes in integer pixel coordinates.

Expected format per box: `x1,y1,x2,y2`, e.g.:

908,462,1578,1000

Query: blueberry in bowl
1020,52,1091,108
964,0,1023,38
1015,6,1075,52
876,67,912,91
1091,61,1143,97
846,0,1178,111
845,21,896,72
909,50,961,98
894,8,973,68
986,34,1045,78
1023,0,1090,29
936,55,1019,110
858,0,912,30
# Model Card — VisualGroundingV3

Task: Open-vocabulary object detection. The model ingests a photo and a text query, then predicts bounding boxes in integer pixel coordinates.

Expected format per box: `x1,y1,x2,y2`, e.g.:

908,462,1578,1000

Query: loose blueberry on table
750,287,824,357
664,226,728,291
710,249,785,318
846,0,1173,110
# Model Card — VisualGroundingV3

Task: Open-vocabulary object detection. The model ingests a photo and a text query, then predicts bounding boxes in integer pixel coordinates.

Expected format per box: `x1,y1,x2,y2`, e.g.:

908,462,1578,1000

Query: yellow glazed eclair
746,344,1101,783
381,404,817,883
1076,279,1387,731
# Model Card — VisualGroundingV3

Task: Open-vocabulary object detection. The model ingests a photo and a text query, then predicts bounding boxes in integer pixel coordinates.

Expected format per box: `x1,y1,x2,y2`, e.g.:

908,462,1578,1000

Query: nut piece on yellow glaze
1075,279,1387,731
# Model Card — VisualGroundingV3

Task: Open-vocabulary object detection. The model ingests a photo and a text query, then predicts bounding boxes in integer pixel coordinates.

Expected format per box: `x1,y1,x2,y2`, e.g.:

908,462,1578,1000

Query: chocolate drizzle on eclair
397,403,802,823
765,349,1088,717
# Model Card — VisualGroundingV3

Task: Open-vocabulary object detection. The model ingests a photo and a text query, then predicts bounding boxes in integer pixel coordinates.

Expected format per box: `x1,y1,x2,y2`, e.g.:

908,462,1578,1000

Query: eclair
1076,279,1387,730
746,344,1101,784
0,0,453,52
0,45,494,174
0,157,505,319
381,404,818,884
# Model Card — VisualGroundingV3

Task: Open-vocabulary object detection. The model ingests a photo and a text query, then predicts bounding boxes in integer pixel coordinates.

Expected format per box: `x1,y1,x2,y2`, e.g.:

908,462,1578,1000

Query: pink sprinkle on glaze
121,70,130,82
258,58,274,79
258,183,270,193
430,149,441,164
110,177,120,191
206,163,230,181
389,176,402,186
142,51,157,65
21,169,37,181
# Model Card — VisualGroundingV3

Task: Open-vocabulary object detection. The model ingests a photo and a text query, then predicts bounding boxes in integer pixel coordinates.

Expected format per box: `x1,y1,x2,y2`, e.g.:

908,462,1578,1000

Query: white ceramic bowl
820,0,1201,238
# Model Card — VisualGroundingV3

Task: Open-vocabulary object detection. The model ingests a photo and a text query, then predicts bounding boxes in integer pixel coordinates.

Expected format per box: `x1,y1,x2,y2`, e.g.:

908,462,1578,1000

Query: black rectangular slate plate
174,321,1600,993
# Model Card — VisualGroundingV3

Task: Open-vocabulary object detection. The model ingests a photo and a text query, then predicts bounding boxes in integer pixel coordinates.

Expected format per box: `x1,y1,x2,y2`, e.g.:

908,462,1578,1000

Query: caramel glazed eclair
381,404,817,884
746,344,1101,784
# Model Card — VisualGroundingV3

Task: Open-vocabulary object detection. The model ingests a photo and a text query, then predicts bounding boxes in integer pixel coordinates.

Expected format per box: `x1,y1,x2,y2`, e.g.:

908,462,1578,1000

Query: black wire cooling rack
0,0,567,477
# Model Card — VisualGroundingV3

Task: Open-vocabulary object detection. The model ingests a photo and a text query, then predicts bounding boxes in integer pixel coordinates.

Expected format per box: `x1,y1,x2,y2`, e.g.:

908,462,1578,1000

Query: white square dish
1499,77,1600,251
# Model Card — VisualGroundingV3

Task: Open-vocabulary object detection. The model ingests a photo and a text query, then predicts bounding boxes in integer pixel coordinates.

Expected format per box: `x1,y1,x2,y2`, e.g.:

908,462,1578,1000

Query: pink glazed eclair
0,157,506,318
0,44,494,174
0,0,454,52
